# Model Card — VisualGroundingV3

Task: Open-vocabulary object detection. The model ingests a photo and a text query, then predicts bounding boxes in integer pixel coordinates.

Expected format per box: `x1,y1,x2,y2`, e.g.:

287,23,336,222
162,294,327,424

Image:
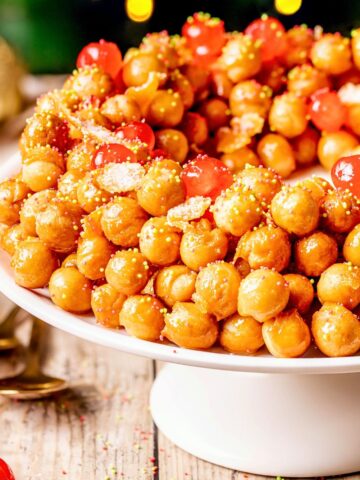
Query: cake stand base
150,364,360,477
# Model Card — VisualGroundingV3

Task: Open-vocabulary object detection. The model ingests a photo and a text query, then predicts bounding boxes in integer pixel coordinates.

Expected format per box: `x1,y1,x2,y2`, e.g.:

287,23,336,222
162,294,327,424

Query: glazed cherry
92,143,136,169
182,12,225,57
51,119,70,152
331,155,360,198
309,89,347,132
76,40,122,79
150,148,168,160
116,121,155,150
0,459,15,480
181,155,233,200
245,15,287,62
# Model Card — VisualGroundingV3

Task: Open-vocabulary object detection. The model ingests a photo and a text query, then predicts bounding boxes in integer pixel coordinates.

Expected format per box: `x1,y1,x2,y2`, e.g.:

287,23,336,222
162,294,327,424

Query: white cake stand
1,157,360,477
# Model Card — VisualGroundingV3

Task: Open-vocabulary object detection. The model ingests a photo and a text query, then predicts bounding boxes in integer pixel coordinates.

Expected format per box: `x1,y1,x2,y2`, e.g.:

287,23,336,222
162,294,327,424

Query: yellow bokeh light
275,0,302,15
126,0,154,22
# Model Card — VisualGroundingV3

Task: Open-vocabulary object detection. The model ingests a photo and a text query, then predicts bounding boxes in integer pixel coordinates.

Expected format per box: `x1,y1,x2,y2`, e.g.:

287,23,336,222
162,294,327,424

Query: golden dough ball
12,238,58,289
256,61,286,94
198,98,229,132
291,127,320,166
91,283,127,328
220,314,264,354
312,303,360,357
35,199,82,253
57,170,83,202
236,166,282,205
122,51,166,87
20,113,69,154
20,189,57,236
22,146,65,192
146,90,184,128
193,261,241,320
317,263,360,310
311,33,352,75
137,159,185,216
236,225,291,272
61,253,78,268
155,265,196,307
283,274,314,314
66,142,97,173
139,216,181,266
283,25,313,68
317,131,358,171
320,190,360,233
351,29,360,70
180,219,228,271
296,176,332,203
167,71,195,110
49,267,92,312
221,147,260,174
270,187,319,236
182,64,210,100
210,70,233,99
269,93,308,138
77,171,112,213
77,235,115,280
229,80,272,119
0,178,31,226
287,64,329,97
238,269,290,323
262,309,311,358
346,104,360,136
180,112,208,146
162,301,218,349
100,94,141,125
219,34,262,83
213,188,262,237
63,66,113,100
257,134,296,178
105,249,150,295
119,294,166,341
0,224,24,256
155,129,189,163
344,225,360,266
101,197,148,247
294,231,338,277
82,208,104,237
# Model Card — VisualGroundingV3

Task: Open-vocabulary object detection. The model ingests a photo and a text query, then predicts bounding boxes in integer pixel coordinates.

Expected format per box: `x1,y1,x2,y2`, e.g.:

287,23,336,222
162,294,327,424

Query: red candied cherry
76,40,122,79
331,155,360,198
0,459,15,480
150,149,168,160
51,119,70,153
116,121,155,150
309,88,347,132
181,155,233,201
92,143,136,169
182,12,226,57
245,15,287,62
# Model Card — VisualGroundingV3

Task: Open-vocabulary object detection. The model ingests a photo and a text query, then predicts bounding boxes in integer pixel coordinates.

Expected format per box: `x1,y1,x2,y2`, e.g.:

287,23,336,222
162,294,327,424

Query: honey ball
344,225,360,266
22,146,65,192
269,93,308,138
77,171,112,213
283,274,314,314
351,29,360,70
287,64,329,97
317,263,360,310
238,269,290,323
296,176,332,203
0,224,24,256
220,314,264,354
229,80,271,118
91,283,126,328
20,112,69,154
61,253,78,268
257,134,296,178
311,33,352,75
139,216,181,266
210,70,233,99
63,67,113,100
0,178,31,226
237,166,282,205
155,265,197,307
167,71,195,110
49,267,92,312
82,208,104,238
271,187,319,236
119,294,165,341
12,238,58,289
318,131,358,171
100,94,141,125
77,235,115,280
312,303,360,357
198,98,229,132
213,188,262,237
57,170,83,202
295,231,338,277
105,249,150,295
236,225,291,272
146,90,184,128
155,129,189,163
193,262,241,320
283,25,313,68
256,61,286,94
221,147,261,174
181,64,210,99
101,197,148,247
180,219,228,272
162,302,218,349
20,189,57,237
180,112,208,146
66,142,97,173
122,51,166,87
321,190,360,233
262,309,311,358
137,159,185,216
291,127,320,166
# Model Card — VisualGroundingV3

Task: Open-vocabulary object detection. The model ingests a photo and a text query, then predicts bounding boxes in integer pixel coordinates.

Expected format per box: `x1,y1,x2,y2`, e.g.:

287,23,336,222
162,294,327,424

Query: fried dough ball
122,51,166,87
271,187,319,236
219,34,262,83
237,166,282,205
119,294,166,341
155,265,196,307
20,189,57,236
296,176,332,203
182,64,210,100
91,283,126,328
269,93,308,138
312,303,360,357
283,26,313,68
236,225,291,272
105,249,150,295
221,147,261,174
100,94,141,125
287,64,329,97
22,146,65,192
180,112,208,146
139,216,181,266
318,131,358,171
101,197,148,247
77,171,112,213
77,235,115,280
12,238,58,288
351,29,360,70
198,98,229,131
137,159,185,216
238,269,290,323
61,253,77,268
220,314,264,354
291,127,320,166
63,66,113,100
256,61,286,94
257,134,296,178
20,113,69,154
262,309,311,358
66,142,97,173
180,219,228,271
147,90,184,128
167,71,194,110
294,231,338,277
229,80,272,118
210,70,233,99
321,190,360,233
0,224,24,256
193,262,241,320
0,178,31,226
49,266,92,312
155,129,189,163
162,302,218,349
213,187,262,237
311,33,352,75
344,225,360,266
57,170,83,202
317,263,360,310
283,274,314,314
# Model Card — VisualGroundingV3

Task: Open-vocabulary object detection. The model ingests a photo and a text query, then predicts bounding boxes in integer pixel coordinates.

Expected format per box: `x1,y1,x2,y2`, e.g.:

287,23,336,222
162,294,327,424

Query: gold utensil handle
0,306,19,338
21,317,46,377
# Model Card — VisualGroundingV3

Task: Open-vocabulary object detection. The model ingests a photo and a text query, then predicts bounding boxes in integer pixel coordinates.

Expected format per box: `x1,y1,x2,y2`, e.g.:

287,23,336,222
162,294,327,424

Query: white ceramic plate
1,154,359,374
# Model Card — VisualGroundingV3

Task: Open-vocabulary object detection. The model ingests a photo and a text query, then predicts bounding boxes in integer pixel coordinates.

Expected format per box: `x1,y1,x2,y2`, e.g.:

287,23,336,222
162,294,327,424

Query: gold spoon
0,306,20,351
0,317,67,399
